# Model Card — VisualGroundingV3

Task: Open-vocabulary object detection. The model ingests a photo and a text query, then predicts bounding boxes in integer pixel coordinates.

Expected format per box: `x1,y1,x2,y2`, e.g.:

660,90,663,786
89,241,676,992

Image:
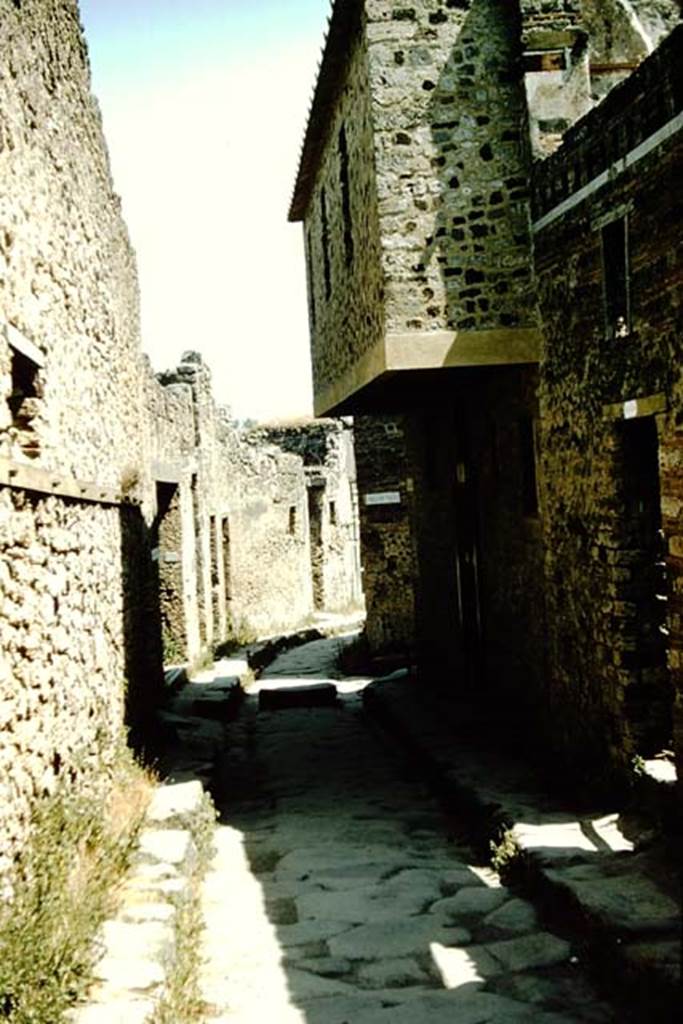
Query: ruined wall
355,415,416,656
152,355,321,648
251,419,364,615
581,1,680,102
226,438,314,638
532,26,682,781
0,0,158,873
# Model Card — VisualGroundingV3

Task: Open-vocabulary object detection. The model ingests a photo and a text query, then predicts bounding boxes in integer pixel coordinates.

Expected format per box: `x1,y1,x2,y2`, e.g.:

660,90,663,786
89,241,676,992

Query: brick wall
532,25,682,781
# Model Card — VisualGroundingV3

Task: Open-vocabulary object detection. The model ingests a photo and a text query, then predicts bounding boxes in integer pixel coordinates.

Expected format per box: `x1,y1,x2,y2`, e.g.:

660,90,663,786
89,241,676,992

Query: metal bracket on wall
0,456,129,506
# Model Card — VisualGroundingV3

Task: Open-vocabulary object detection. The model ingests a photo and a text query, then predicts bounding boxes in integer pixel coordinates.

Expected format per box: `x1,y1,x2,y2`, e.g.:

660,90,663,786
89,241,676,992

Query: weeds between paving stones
0,746,153,1024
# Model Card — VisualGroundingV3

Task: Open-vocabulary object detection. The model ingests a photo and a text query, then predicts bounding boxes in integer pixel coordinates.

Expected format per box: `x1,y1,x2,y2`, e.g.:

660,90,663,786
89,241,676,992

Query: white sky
79,1,330,422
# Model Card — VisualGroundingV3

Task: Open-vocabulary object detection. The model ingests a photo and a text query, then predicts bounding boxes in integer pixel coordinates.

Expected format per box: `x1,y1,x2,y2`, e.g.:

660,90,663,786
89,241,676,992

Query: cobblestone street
198,637,616,1024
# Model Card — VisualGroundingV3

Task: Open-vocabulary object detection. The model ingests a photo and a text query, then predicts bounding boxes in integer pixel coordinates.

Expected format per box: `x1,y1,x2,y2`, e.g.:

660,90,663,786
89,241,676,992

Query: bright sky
78,0,329,422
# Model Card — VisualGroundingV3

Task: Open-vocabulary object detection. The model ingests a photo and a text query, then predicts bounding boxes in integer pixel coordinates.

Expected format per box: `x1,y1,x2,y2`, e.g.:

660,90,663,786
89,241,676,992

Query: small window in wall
320,187,332,301
329,500,337,526
8,345,41,459
519,416,539,517
523,50,567,73
338,125,354,267
288,505,297,535
602,216,630,339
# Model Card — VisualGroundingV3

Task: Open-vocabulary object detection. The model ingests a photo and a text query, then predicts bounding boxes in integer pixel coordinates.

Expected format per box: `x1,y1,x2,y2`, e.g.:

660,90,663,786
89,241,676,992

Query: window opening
320,187,331,300
338,125,354,267
288,505,297,535
523,50,567,73
8,347,41,459
602,216,630,338
329,500,337,526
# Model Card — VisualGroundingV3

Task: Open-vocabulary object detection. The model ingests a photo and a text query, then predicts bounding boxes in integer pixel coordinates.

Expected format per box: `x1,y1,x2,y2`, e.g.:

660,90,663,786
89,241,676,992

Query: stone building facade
290,0,681,789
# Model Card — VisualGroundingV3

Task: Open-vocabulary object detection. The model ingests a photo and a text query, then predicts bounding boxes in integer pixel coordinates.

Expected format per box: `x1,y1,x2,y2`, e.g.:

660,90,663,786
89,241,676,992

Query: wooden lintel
152,459,185,485
602,393,667,420
2,324,46,367
590,62,640,75
0,456,127,506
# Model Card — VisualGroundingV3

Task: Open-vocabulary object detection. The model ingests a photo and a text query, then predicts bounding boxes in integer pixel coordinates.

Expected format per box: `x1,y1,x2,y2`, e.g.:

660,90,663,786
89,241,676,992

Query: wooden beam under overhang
313,327,542,416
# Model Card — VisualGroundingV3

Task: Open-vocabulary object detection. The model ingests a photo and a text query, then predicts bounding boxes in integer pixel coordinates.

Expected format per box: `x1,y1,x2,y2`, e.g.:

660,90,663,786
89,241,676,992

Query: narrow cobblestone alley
197,637,616,1024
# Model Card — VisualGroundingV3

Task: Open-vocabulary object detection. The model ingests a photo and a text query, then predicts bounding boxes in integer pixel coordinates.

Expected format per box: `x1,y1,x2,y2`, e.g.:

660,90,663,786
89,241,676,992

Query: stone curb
362,678,680,1023
243,613,365,676
66,781,208,1024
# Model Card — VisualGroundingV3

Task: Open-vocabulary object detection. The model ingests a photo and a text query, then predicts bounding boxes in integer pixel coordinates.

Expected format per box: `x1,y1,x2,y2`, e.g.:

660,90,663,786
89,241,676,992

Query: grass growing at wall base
214,616,257,659
0,747,152,1024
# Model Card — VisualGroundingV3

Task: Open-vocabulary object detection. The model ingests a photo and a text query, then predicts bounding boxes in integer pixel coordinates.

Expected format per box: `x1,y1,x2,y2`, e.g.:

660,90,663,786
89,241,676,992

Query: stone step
259,682,338,710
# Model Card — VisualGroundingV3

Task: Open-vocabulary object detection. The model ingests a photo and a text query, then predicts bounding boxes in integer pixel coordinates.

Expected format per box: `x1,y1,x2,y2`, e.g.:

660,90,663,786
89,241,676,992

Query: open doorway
153,482,186,664
307,485,325,610
618,416,671,755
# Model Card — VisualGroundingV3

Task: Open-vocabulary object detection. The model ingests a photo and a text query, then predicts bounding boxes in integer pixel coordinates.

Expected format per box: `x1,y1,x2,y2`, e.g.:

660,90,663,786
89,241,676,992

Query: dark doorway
453,415,483,688
153,482,186,664
307,485,325,610
222,516,232,632
618,416,670,754
191,473,206,645
210,514,220,641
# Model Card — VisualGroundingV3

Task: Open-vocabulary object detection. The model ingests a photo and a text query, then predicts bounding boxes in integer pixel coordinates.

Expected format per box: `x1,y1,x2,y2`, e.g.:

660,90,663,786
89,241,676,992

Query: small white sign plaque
364,491,401,507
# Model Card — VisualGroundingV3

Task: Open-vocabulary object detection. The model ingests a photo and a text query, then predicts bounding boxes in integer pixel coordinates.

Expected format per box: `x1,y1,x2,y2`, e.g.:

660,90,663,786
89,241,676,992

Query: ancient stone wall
0,0,157,875
153,355,324,646
250,419,364,615
364,0,537,338
225,437,314,638
354,415,416,657
532,25,682,781
0,0,144,485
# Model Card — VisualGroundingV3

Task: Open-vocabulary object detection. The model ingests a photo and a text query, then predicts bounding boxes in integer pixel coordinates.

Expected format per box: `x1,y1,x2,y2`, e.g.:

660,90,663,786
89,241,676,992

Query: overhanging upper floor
313,327,542,417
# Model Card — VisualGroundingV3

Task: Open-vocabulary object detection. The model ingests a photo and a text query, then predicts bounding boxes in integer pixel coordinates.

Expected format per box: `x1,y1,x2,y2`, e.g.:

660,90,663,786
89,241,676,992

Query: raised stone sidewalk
363,674,681,1021
65,780,206,1024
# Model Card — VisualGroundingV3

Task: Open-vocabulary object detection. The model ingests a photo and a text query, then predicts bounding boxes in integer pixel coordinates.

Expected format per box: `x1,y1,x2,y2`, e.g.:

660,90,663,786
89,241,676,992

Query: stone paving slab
259,681,338,709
